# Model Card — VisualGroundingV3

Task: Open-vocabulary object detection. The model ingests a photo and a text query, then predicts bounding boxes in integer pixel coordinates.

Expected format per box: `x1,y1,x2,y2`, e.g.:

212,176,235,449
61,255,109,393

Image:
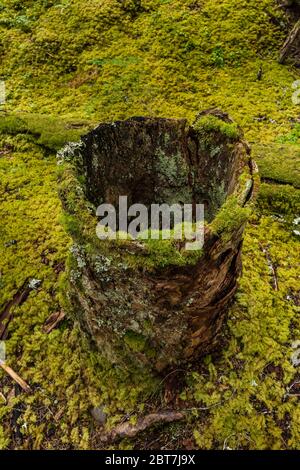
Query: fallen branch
0,362,31,393
43,311,65,334
101,411,184,443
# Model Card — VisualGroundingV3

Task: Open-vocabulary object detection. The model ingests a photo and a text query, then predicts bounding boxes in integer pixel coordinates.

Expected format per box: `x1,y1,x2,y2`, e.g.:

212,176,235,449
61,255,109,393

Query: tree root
100,411,184,443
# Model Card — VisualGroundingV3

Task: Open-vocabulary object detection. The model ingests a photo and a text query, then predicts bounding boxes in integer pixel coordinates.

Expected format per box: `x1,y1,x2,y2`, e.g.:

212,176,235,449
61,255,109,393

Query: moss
210,195,251,241
194,114,240,141
1,0,300,451
124,331,147,353
59,213,82,238
141,237,203,269
0,115,28,134
252,143,300,188
278,123,300,145
0,114,92,151
108,226,204,270
258,183,300,219
0,0,296,143
188,215,300,450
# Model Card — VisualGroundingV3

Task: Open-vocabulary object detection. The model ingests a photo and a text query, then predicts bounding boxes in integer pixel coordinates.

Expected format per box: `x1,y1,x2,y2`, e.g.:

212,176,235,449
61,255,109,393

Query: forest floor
0,0,300,450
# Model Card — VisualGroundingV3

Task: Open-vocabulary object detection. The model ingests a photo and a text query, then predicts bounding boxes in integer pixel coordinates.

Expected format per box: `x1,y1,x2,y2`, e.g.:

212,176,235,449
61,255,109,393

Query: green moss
210,195,251,241
194,114,240,141
252,143,300,188
124,331,147,353
0,115,28,134
1,0,300,451
258,183,300,219
59,213,82,238
141,237,203,269
278,123,300,145
0,0,296,143
110,226,203,270
124,331,157,360
0,114,91,150
188,215,300,450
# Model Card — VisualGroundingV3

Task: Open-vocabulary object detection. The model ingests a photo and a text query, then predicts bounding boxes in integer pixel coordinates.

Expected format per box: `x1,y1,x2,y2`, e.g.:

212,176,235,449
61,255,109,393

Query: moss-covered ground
0,0,300,449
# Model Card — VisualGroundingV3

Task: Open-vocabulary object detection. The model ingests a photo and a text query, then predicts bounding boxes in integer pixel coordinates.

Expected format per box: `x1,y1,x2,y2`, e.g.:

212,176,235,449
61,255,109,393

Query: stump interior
80,115,244,222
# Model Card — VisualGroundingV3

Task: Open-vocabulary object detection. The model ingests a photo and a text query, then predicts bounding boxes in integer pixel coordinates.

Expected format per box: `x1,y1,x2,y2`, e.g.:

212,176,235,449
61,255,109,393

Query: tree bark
58,110,258,373
278,0,300,64
279,19,300,64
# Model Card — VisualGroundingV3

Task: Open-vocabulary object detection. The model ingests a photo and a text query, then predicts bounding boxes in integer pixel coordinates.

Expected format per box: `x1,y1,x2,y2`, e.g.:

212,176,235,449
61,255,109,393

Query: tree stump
58,110,258,373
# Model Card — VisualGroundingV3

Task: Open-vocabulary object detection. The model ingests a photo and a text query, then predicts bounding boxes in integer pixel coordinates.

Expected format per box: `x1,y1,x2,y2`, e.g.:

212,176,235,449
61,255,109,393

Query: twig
43,311,65,334
0,362,31,393
223,432,254,450
284,381,300,399
223,432,236,450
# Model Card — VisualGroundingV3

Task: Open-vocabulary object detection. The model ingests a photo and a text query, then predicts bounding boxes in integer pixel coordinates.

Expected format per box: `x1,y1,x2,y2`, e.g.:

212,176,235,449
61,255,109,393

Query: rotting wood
101,411,184,443
58,110,258,372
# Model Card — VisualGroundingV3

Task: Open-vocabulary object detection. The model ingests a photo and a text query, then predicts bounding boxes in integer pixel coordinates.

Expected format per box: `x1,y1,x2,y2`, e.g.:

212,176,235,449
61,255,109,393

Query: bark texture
58,110,258,373
279,0,300,64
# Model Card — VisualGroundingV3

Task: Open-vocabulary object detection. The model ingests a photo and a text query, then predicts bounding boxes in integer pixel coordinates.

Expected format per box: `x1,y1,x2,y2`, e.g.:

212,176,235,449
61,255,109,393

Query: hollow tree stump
58,110,258,373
